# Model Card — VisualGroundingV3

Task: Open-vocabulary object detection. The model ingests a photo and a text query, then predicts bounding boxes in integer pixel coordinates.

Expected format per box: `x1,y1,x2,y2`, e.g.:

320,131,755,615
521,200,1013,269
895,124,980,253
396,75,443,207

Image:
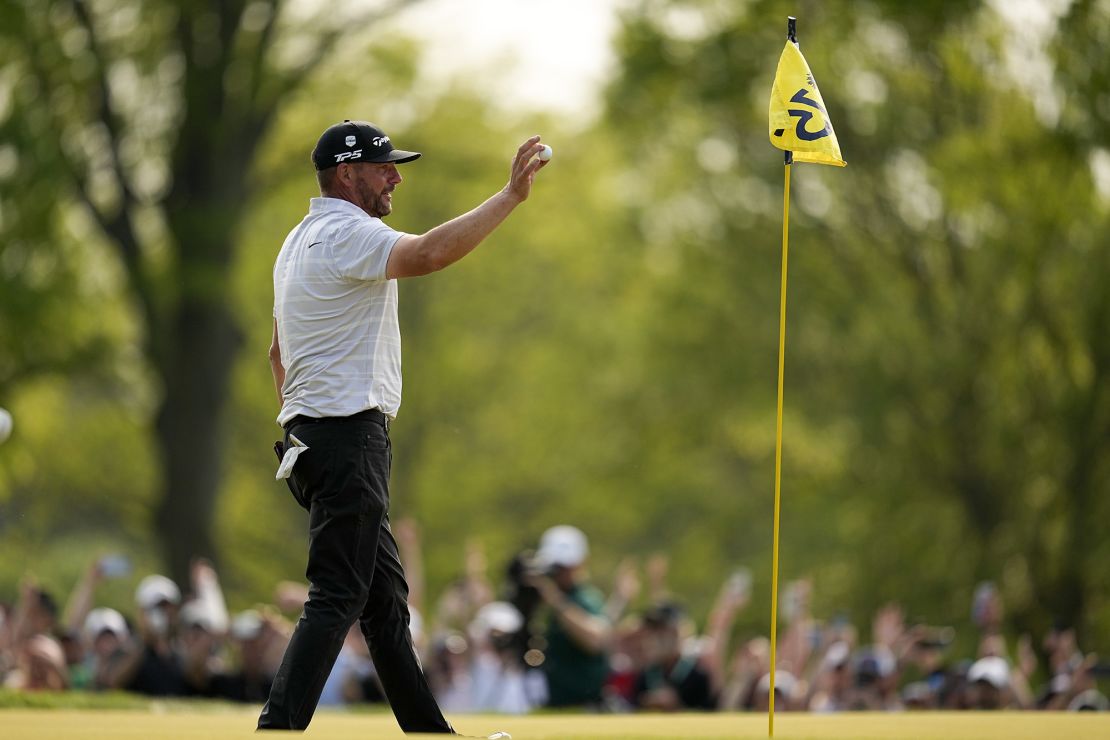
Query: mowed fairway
2,709,1107,740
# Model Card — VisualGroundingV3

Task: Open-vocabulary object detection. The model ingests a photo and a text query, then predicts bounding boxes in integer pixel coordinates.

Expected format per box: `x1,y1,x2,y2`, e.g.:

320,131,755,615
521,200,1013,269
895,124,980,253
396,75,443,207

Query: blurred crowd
1,522,1106,715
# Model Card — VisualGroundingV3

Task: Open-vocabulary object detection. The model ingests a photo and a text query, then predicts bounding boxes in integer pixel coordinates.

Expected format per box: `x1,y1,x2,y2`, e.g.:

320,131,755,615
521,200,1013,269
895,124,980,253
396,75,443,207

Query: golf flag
768,40,845,166
765,17,844,740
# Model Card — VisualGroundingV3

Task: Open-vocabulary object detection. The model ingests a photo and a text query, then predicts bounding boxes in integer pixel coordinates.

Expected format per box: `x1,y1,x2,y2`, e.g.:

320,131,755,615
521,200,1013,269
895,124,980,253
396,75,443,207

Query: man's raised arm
386,136,547,279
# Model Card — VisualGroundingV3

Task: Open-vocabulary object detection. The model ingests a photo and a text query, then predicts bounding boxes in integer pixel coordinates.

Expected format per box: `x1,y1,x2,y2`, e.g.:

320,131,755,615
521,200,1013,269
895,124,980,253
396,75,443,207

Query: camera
504,551,545,623
914,626,955,650
500,551,556,665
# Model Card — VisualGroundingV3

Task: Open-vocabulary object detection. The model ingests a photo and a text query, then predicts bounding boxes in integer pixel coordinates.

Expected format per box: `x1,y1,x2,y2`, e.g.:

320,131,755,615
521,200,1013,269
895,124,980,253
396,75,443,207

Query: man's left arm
531,576,612,655
385,136,547,279
269,318,284,407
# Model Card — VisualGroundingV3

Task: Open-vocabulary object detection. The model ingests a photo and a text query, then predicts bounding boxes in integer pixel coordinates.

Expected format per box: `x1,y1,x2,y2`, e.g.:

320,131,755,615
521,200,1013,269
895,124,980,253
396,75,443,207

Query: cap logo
372,135,390,147
344,135,357,147
334,150,362,162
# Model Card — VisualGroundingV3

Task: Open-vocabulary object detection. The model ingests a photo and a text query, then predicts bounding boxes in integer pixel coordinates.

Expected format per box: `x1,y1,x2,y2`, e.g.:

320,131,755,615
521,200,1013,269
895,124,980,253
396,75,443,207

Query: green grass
0,688,150,710
1,707,1108,739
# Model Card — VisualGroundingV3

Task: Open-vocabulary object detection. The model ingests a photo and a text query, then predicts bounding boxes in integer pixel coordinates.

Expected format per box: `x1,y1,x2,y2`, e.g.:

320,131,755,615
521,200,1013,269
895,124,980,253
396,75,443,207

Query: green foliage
598,0,1110,642
0,0,1107,661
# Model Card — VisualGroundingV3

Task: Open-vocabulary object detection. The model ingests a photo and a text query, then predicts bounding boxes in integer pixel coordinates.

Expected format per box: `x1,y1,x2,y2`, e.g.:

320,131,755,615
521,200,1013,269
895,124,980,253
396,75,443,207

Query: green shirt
68,660,94,691
542,583,609,707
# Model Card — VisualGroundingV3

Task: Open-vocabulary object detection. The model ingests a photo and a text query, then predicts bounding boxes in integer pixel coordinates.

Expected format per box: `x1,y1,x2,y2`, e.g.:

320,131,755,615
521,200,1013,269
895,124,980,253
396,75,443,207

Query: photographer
467,601,542,713
525,525,612,708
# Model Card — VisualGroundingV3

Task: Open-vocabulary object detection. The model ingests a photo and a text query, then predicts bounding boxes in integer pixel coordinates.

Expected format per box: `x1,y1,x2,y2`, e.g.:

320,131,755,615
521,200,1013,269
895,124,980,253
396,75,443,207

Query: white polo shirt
273,197,406,426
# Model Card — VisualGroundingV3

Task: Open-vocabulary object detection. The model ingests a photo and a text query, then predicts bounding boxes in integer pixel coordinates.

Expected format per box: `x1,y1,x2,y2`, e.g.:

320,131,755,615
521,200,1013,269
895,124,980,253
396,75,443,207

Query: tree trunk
154,292,243,587
155,175,246,587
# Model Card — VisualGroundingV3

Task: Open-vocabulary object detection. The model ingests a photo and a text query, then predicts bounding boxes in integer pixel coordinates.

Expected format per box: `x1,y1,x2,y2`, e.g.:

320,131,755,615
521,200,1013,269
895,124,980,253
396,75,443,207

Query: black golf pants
258,410,453,734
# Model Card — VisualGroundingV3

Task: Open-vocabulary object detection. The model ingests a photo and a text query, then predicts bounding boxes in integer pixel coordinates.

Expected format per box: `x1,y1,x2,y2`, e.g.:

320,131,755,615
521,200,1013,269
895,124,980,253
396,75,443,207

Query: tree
601,0,1110,638
0,0,422,585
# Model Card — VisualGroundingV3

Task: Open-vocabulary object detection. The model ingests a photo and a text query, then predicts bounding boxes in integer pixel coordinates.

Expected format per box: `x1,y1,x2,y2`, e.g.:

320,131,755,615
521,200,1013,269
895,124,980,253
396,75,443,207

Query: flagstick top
785,17,796,165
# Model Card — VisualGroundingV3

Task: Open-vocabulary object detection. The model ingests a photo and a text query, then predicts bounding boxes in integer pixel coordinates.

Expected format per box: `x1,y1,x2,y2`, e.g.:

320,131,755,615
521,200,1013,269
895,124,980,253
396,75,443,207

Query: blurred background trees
0,0,1106,658
0,0,426,585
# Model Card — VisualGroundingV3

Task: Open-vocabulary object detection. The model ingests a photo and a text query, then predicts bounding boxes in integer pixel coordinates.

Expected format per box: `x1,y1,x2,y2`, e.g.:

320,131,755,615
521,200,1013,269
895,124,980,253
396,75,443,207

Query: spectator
526,525,612,708
179,599,227,693
1,548,1106,719
1044,625,1084,677
603,614,648,711
432,542,495,639
188,560,229,635
971,581,1004,636
57,628,88,689
604,558,642,625
7,580,59,647
720,636,771,710
428,630,473,713
1069,689,1110,712
467,601,543,713
207,610,288,703
317,624,373,707
701,569,751,700
632,602,717,711
848,646,902,711
751,670,804,712
807,641,853,712
80,607,129,690
1040,651,1106,711
99,574,191,696
901,680,937,709
645,554,671,605
974,632,1033,707
965,655,1015,709
598,559,647,711
900,625,953,703
3,634,68,691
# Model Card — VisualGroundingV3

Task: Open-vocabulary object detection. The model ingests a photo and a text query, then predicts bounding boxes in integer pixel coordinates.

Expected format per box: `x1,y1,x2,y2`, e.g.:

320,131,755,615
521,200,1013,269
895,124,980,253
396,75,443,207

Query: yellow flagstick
765,14,843,735
768,16,797,739
769,149,791,739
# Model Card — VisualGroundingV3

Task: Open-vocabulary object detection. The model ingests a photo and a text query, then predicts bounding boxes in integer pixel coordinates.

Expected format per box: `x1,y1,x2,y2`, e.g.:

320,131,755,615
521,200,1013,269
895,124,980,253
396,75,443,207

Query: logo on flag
769,41,845,167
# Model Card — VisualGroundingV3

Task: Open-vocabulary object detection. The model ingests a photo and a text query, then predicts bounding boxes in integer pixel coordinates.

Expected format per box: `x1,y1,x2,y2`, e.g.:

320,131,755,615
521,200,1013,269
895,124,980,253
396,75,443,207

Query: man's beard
360,181,392,217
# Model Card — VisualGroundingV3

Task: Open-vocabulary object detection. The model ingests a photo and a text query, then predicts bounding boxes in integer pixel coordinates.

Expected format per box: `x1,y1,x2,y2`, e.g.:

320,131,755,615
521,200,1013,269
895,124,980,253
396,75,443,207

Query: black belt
284,408,389,432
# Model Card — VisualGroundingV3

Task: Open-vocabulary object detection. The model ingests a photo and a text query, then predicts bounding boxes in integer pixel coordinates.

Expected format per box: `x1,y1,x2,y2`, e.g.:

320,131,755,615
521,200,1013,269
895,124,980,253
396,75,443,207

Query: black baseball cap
312,120,421,171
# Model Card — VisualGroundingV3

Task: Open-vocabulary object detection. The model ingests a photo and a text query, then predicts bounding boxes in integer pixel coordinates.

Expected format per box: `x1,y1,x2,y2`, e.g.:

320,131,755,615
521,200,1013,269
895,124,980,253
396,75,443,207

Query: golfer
259,120,547,733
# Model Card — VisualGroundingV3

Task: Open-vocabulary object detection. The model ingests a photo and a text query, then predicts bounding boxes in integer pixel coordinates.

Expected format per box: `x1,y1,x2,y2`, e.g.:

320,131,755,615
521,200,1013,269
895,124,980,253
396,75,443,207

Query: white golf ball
0,408,11,444
538,144,552,162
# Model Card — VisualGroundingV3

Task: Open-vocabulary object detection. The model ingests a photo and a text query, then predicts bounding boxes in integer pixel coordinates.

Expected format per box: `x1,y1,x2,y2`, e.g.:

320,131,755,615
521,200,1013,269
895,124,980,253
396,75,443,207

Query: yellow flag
769,41,845,166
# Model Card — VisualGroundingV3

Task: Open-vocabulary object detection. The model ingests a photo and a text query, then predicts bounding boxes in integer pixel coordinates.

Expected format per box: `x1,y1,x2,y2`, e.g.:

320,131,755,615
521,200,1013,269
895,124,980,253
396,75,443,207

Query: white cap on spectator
135,575,181,610
1068,689,1110,711
471,601,524,637
179,600,219,632
230,610,264,640
968,656,1010,688
902,681,934,704
535,525,588,568
822,640,851,669
84,607,129,641
757,670,797,696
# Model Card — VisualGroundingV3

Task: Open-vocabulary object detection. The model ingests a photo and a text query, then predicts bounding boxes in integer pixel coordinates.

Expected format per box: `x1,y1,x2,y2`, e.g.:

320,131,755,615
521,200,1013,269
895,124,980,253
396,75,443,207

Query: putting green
2,708,1107,739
